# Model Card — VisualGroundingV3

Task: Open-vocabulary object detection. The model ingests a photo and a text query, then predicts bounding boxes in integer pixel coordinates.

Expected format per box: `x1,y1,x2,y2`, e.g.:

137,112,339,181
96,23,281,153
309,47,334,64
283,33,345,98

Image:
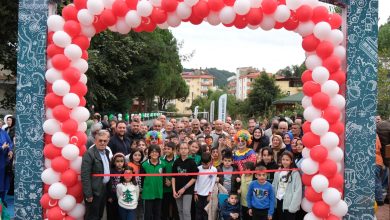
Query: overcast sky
171,0,390,73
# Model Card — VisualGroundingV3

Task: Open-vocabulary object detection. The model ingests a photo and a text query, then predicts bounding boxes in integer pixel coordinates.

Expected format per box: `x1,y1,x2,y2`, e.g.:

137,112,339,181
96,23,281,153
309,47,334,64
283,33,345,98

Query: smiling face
253,129,262,139
283,133,291,145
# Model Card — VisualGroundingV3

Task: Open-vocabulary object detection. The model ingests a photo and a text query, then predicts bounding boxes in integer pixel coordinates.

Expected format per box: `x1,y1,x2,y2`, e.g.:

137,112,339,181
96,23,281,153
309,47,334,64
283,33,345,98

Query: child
127,149,144,219
107,153,126,220
220,192,241,220
161,142,179,220
239,162,255,220
247,166,275,220
257,147,279,183
194,153,217,220
117,166,140,220
217,151,240,193
211,146,221,167
172,142,199,220
140,145,165,220
272,151,302,220
189,140,201,165
205,135,213,148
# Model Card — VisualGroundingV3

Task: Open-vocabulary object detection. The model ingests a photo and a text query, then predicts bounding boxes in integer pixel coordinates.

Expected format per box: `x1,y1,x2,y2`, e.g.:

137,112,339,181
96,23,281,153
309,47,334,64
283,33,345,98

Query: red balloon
72,35,90,50
283,13,299,31
329,70,346,84
150,8,168,24
47,31,54,44
161,0,178,12
316,41,334,59
79,145,87,156
313,201,330,218
43,144,62,159
302,132,320,148
312,6,329,23
312,92,330,110
71,131,88,146
296,5,313,22
274,21,284,29
329,121,344,135
63,20,81,38
246,8,263,26
326,215,341,220
302,121,311,133
67,182,83,198
323,56,341,73
208,0,224,11
47,44,64,58
52,105,71,122
112,0,129,17
62,119,79,134
65,216,76,220
329,13,342,29
70,81,88,97
100,9,118,26
302,34,320,52
302,81,321,96
319,159,337,178
45,134,53,145
93,17,108,34
61,169,78,187
45,93,63,108
234,15,248,29
126,0,138,9
46,83,53,93
63,67,81,85
74,0,87,10
62,5,78,21
302,174,314,186
223,0,235,6
305,186,322,202
329,173,344,189
47,206,66,220
310,145,328,163
323,106,341,124
189,13,203,25
261,0,278,14
301,70,313,83
81,50,89,60
40,193,58,209
43,183,50,193
51,54,70,70
79,96,87,107
51,156,70,172
193,1,210,19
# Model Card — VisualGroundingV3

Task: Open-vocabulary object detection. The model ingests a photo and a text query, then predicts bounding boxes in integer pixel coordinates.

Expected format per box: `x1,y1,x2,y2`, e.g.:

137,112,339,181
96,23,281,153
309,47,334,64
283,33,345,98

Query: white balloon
52,79,71,96
116,18,131,34
286,0,302,10
64,44,83,61
77,9,95,26
234,0,251,15
47,15,65,32
46,108,54,120
302,147,311,158
81,25,96,38
303,212,321,220
250,0,262,8
41,168,61,185
295,21,314,37
53,31,72,48
87,0,105,15
70,107,90,123
302,96,312,108
273,5,291,23
327,29,344,46
301,198,313,213
184,0,199,7
322,188,341,206
43,119,61,135
327,147,344,162
305,55,322,70
336,161,343,173
62,144,80,161
312,66,329,84
47,58,53,69
70,156,83,173
311,174,329,192
150,0,162,7
44,158,51,168
45,68,63,84
157,22,170,29
176,2,192,20
247,24,260,30
63,93,81,108
71,59,89,74
52,132,70,148
125,11,142,28
330,94,346,110
108,25,118,32
313,22,331,40
333,45,346,61
103,0,115,9
68,203,86,219
320,132,339,150
167,13,181,27
207,11,221,26
78,122,88,132
48,182,68,200
137,0,153,17
80,73,88,84
321,80,339,97
260,15,275,31
59,195,77,211
301,158,319,175
330,200,348,217
219,7,236,24
303,106,322,122
311,118,329,136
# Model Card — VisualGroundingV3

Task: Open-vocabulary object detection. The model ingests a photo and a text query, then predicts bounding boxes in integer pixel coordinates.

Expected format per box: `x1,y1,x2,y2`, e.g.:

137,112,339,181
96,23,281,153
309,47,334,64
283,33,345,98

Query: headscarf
283,132,294,152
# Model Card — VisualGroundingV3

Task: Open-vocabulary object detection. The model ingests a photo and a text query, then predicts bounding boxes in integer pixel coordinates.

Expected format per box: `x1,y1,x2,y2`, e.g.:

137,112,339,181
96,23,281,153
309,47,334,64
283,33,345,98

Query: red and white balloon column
42,0,347,219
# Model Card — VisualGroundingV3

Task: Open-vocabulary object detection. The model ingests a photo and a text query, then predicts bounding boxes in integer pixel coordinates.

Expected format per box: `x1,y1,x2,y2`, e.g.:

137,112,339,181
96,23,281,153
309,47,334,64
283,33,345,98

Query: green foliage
184,67,235,88
275,62,306,78
166,103,178,112
379,22,390,57
378,19,390,118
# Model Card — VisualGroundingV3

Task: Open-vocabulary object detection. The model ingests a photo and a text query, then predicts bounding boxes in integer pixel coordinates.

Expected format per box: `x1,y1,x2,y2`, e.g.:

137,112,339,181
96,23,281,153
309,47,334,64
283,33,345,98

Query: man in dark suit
81,130,111,220
108,121,131,155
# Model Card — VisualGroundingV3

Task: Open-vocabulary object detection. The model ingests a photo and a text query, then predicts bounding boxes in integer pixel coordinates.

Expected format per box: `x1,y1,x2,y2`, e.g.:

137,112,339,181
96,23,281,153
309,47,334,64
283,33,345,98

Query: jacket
81,146,110,198
221,199,240,220
108,134,131,155
217,164,240,193
272,170,302,213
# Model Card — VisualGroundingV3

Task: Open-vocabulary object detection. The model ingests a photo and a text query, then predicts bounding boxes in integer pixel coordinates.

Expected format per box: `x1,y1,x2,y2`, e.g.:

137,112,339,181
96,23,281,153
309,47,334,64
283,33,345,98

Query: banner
218,94,227,122
194,106,199,119
210,101,215,122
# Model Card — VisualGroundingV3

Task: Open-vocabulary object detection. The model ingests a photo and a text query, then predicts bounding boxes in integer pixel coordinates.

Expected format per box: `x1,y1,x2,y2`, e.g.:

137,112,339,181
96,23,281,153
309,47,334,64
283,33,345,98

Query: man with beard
108,121,131,155
127,119,143,146
233,120,243,131
211,120,228,148
202,122,212,136
191,119,202,136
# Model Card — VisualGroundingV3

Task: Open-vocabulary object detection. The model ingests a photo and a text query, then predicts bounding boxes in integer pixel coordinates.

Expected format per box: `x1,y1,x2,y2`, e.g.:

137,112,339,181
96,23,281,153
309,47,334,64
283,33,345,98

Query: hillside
183,67,235,88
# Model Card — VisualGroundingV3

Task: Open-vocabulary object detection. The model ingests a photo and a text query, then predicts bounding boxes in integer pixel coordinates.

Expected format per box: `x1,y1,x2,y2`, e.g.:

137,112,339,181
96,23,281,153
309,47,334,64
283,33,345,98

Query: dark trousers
241,206,251,220
162,192,179,220
274,199,296,220
107,198,120,220
85,192,106,220
118,205,136,220
144,199,162,220
252,208,268,220
195,195,208,220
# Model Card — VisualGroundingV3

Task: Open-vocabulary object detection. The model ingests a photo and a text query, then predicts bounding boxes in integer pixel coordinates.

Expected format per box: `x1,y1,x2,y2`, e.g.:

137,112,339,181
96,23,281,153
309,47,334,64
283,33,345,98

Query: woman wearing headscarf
249,127,269,153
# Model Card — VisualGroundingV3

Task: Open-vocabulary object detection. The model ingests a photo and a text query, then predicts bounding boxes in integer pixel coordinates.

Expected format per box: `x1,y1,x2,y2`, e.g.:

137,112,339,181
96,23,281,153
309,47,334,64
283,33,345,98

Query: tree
378,20,390,118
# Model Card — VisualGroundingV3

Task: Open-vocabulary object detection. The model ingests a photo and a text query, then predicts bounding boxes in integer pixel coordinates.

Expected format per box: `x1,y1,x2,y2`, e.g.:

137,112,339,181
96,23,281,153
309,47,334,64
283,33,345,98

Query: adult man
87,123,103,148
226,116,233,125
175,122,185,134
247,118,256,134
81,130,111,220
233,120,243,131
181,117,191,132
170,118,177,128
158,114,167,129
200,118,208,128
223,123,231,133
291,123,302,138
278,121,289,134
376,115,382,124
127,119,143,144
265,118,279,138
191,119,202,136
211,120,228,148
153,120,163,132
108,121,131,155
162,122,175,140
202,123,212,136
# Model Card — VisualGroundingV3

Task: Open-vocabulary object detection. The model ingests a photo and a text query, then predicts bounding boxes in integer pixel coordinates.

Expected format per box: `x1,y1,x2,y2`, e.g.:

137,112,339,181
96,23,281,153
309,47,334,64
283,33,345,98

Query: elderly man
162,122,175,140
226,116,233,125
278,121,289,134
181,117,191,132
291,123,302,138
233,120,243,131
223,123,231,133
170,118,177,128
175,122,185,133
191,119,202,136
108,121,131,155
211,120,228,148
158,114,167,129
81,130,111,220
153,119,163,132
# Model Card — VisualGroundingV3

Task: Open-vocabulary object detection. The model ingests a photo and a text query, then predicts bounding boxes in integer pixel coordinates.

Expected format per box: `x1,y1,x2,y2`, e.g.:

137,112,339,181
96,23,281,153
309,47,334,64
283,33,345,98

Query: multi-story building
175,70,215,114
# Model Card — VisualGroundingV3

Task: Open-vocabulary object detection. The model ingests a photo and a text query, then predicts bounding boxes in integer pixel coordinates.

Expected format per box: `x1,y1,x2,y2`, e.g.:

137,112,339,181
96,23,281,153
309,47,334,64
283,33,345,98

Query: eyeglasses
98,139,109,143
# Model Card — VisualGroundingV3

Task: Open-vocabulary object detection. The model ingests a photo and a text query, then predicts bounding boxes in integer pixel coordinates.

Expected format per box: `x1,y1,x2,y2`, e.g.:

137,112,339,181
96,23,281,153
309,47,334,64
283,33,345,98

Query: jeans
274,199,296,220
195,195,208,220
375,165,385,202
176,194,192,220
118,206,136,220
252,208,268,220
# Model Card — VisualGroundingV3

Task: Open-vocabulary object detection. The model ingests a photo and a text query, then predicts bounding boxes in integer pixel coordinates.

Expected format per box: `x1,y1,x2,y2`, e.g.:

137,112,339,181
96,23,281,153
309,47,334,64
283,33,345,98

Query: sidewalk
376,204,389,220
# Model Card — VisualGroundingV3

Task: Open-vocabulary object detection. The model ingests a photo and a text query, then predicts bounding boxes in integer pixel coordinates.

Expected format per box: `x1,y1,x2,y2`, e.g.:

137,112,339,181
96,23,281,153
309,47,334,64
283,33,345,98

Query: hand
237,189,241,194
165,179,171,187
8,151,13,159
268,215,272,220
232,213,239,219
177,187,185,196
107,198,113,203
86,197,93,203
236,177,241,183
248,209,253,216
173,191,180,199
2,142,9,149
194,194,198,202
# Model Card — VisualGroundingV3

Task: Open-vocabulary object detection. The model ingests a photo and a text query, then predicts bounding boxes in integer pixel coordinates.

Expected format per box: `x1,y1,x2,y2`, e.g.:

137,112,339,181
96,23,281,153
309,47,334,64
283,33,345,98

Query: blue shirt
246,180,275,216
99,150,110,184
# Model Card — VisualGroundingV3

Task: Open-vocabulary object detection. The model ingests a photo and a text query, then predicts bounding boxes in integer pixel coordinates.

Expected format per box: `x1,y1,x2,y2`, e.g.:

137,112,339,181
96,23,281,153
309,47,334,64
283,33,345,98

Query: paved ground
376,203,389,220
